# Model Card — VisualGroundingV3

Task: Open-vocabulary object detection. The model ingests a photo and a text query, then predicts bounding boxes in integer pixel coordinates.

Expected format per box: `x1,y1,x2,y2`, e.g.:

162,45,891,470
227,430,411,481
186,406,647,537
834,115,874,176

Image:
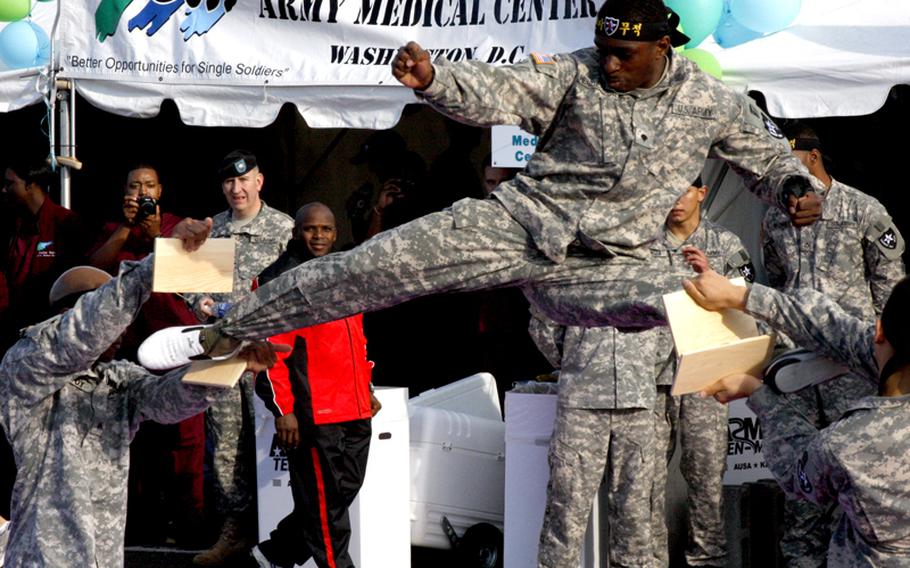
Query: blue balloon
27,21,50,66
713,10,764,48
0,20,39,69
730,0,801,34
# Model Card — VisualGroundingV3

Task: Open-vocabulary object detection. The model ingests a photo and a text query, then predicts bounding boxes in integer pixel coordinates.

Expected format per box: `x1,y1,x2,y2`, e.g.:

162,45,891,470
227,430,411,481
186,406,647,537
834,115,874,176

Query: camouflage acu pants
650,387,728,567
779,372,874,568
205,371,257,531
650,387,675,568
218,198,693,341
539,406,653,568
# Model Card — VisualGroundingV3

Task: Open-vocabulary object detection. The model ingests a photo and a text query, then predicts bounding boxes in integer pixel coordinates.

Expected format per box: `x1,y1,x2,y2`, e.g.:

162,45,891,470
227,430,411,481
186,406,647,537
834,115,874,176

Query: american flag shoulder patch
530,52,556,65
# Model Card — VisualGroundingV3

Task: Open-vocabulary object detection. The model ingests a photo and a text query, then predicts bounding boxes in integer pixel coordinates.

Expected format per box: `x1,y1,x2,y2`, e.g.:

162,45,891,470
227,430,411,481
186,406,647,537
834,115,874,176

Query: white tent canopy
2,0,909,127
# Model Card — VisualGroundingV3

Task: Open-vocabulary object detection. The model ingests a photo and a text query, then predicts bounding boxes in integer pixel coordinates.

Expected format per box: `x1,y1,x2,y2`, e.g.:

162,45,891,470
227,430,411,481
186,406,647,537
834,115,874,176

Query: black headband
594,7,690,47
789,137,823,153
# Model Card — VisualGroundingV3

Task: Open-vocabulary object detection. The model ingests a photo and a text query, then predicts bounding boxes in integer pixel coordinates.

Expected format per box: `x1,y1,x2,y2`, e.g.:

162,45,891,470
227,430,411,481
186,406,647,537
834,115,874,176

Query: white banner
723,399,773,485
60,0,598,86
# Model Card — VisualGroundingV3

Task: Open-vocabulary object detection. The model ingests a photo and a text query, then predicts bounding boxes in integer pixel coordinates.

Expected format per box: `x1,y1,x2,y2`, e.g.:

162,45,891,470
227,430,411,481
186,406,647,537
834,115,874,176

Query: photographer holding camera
88,162,181,271
87,162,209,547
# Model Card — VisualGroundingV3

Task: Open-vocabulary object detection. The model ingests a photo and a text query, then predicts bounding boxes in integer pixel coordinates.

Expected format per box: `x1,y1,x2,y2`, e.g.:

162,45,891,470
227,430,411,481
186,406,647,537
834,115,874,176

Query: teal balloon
714,10,764,47
27,21,49,66
730,0,801,34
666,0,724,48
0,20,40,69
682,48,722,79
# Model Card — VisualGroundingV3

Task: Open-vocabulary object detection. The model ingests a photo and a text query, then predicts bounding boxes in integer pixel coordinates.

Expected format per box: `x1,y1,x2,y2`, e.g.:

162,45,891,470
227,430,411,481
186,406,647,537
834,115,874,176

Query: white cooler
255,387,411,568
408,373,506,549
505,391,603,568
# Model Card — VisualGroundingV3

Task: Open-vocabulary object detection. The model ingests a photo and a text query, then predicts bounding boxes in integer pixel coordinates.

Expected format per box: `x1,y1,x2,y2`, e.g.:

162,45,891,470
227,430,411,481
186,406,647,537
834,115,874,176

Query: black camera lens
135,196,158,220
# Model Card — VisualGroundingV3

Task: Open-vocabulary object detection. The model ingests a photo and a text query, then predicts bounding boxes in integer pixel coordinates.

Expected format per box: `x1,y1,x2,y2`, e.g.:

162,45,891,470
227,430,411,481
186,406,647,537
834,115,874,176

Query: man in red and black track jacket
251,203,380,568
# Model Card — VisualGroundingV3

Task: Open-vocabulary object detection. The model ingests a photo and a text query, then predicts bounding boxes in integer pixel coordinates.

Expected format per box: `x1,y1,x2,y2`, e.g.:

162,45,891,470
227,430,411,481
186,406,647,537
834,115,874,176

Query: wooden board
662,277,758,354
662,277,774,396
152,238,235,293
670,335,775,396
181,357,248,389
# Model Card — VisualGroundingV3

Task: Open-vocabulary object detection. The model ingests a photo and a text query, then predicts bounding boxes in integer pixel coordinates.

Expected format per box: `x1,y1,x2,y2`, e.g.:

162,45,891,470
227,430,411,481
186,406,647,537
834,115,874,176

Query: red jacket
258,314,373,426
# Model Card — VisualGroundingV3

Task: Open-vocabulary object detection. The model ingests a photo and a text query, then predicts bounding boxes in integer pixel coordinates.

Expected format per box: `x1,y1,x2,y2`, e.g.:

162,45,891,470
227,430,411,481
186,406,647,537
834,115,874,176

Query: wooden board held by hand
182,357,247,389
663,278,775,396
153,238,235,293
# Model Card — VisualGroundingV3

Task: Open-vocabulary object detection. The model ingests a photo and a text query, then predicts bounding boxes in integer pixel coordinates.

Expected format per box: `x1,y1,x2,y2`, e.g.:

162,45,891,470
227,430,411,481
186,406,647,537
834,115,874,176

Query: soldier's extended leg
211,199,684,342
538,406,612,568
678,393,728,567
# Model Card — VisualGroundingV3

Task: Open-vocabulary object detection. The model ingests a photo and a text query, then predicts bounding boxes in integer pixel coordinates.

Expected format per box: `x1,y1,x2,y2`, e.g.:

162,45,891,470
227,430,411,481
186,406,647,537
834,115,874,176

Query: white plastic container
504,391,602,568
408,372,502,421
255,387,411,568
408,373,506,549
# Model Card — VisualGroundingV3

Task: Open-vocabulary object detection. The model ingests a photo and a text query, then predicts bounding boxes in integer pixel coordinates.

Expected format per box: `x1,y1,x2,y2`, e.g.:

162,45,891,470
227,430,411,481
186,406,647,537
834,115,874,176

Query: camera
135,196,158,221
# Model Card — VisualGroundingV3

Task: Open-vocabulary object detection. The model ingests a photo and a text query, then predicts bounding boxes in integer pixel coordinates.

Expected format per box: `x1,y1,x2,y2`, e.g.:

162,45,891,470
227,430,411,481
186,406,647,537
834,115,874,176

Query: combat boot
192,518,251,566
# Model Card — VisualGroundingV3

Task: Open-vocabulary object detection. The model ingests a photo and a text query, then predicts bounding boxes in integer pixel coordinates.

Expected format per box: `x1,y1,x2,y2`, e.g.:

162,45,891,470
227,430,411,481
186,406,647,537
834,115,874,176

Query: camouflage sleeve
721,235,755,283
128,365,228,426
747,386,841,506
761,216,787,289
417,56,573,136
708,94,824,210
861,212,906,316
527,309,564,369
744,284,878,382
1,257,153,403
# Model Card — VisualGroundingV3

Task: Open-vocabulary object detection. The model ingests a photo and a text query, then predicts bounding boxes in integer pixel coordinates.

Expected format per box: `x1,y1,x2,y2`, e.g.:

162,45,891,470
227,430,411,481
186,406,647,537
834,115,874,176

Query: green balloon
682,48,722,79
0,0,30,22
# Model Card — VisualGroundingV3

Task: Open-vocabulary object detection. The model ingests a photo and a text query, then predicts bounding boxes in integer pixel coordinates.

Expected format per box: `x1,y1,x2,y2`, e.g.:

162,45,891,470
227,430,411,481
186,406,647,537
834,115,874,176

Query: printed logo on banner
268,434,289,472
724,400,773,485
96,0,238,43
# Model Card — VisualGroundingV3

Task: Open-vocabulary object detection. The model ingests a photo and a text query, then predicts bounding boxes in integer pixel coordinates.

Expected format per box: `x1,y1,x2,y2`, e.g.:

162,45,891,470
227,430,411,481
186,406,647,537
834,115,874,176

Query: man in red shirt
250,203,380,568
1,160,82,339
88,162,206,546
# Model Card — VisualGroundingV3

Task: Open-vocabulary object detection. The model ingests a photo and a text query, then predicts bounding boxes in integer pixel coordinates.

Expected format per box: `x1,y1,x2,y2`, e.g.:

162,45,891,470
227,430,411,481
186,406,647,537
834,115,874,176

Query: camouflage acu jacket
763,178,906,321
420,49,810,262
0,257,224,567
745,284,910,566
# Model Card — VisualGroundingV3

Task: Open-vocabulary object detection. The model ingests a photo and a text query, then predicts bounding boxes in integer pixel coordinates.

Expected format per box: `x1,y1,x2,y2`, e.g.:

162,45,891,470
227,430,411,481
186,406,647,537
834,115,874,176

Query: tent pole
54,79,80,209
57,86,71,208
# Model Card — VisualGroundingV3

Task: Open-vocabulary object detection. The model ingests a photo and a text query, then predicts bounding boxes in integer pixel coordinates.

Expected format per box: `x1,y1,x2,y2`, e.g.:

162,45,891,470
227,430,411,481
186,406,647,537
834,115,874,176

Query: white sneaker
763,348,850,393
137,325,208,370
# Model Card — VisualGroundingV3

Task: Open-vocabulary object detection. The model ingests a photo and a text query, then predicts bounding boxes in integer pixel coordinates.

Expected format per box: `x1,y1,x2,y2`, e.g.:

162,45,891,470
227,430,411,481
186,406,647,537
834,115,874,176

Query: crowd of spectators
0,127,546,562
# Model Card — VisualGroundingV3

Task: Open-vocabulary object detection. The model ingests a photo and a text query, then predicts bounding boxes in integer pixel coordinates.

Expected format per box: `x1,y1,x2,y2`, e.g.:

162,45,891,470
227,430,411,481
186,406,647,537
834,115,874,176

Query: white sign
491,125,537,168
723,399,773,485
255,387,411,568
59,0,598,86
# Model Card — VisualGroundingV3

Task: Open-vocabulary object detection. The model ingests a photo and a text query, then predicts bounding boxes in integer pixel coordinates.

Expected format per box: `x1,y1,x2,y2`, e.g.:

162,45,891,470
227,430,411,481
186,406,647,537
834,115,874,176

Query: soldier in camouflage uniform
137,0,821,376
528,314,662,568
648,177,754,568
0,233,281,567
761,123,905,568
187,150,295,566
684,269,910,567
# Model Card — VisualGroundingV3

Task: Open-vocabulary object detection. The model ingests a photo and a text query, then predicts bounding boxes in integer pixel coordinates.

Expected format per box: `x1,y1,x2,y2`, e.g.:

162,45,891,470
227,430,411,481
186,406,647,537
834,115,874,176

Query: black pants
260,419,372,568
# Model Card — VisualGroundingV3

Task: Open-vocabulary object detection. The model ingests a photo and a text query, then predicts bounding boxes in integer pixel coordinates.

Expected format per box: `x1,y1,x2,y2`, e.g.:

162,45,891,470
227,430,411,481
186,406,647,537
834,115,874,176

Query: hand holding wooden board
663,278,774,396
152,238,235,293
